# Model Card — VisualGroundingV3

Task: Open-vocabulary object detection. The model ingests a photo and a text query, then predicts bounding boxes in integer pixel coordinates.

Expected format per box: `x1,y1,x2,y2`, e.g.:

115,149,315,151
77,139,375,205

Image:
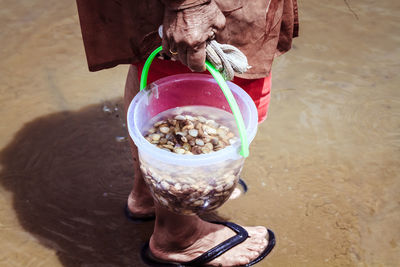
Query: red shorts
135,58,271,123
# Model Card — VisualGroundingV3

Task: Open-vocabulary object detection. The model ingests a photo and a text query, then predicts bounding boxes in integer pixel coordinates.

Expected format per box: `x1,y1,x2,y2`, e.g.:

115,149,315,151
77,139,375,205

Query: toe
259,238,268,250
238,256,250,266
212,257,223,266
246,226,268,237
254,226,268,236
250,250,260,259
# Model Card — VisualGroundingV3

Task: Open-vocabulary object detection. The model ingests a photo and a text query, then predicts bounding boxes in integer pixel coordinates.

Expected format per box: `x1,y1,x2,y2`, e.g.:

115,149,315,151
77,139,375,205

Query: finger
213,12,226,31
177,44,188,67
162,26,179,58
162,35,171,57
187,42,206,72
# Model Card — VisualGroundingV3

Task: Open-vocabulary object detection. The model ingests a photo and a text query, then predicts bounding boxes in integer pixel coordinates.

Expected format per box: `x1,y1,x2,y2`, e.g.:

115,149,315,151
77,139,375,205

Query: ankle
129,189,153,201
128,192,154,208
151,209,210,251
150,232,199,253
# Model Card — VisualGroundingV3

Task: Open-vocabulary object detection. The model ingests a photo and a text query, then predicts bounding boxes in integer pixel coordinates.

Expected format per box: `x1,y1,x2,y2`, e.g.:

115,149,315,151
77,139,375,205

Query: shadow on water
0,99,226,266
0,99,152,266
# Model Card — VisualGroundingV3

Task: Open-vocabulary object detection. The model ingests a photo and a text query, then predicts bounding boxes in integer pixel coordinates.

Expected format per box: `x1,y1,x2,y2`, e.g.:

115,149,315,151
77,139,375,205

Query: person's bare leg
124,65,154,216
150,204,270,266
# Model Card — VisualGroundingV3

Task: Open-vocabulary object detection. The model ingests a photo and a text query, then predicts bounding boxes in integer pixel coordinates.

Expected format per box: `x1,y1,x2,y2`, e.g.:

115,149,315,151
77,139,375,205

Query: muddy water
0,0,399,266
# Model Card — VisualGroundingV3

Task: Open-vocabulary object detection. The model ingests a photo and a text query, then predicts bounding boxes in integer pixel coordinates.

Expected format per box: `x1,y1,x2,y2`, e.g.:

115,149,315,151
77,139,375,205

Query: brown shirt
76,0,298,79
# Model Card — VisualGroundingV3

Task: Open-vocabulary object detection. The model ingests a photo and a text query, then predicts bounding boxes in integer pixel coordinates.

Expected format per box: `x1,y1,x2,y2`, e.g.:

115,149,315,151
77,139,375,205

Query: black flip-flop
140,221,275,266
238,178,248,193
124,204,155,223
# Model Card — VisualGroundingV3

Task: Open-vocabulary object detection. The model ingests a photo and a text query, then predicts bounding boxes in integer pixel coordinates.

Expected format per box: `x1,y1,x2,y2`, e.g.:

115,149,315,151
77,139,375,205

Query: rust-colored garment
76,0,298,79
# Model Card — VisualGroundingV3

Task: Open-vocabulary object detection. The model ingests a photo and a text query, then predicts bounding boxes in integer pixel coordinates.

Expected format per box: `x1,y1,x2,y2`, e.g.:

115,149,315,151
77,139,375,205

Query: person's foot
127,191,155,217
149,220,270,266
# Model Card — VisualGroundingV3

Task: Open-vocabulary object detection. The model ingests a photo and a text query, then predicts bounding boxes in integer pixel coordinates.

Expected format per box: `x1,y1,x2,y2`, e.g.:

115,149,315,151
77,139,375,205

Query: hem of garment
88,58,136,72
235,71,271,80
89,58,274,78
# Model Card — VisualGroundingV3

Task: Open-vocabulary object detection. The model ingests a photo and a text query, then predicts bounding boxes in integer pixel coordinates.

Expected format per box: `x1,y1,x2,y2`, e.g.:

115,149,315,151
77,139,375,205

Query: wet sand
0,0,399,266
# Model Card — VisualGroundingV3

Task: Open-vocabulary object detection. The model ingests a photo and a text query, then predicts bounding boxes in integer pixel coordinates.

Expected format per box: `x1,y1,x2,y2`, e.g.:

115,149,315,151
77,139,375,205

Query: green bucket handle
140,46,249,158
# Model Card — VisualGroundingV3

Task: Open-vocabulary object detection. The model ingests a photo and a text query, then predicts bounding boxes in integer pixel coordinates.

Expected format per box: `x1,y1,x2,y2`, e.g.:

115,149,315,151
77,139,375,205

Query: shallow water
0,0,399,266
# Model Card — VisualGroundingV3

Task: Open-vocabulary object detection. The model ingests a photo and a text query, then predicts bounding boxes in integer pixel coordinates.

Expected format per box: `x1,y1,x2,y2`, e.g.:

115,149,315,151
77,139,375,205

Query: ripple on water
339,95,400,149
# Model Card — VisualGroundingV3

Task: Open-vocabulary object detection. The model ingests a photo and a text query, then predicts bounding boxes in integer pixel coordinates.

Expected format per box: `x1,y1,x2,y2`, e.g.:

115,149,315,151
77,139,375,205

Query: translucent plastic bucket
127,48,258,215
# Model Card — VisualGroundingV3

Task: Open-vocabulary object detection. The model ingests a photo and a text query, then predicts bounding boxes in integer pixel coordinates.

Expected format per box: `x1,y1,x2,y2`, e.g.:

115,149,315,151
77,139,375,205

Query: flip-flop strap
238,178,248,193
184,221,249,266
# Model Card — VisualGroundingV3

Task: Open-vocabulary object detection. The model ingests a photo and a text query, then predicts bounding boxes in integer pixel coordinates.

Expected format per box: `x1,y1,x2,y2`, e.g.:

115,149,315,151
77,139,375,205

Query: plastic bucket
127,48,258,215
